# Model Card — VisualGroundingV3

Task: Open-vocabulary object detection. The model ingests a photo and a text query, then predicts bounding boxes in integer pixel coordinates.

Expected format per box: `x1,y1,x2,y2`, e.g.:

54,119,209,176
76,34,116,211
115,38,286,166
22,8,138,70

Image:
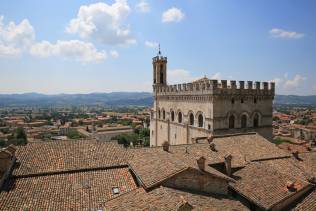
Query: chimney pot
197,156,206,171
209,143,217,152
224,154,232,176
162,141,170,152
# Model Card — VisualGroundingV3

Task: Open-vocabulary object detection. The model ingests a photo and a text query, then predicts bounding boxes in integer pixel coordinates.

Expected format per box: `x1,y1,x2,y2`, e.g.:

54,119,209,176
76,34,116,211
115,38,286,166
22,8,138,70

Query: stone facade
163,168,229,195
150,52,275,146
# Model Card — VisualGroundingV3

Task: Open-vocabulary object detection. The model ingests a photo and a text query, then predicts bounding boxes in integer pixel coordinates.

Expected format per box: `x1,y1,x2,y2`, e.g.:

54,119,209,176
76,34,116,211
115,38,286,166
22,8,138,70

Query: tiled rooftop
230,162,311,210
298,152,316,179
129,146,233,189
293,190,316,211
13,139,131,176
104,186,249,210
211,133,291,167
259,157,313,182
0,168,137,210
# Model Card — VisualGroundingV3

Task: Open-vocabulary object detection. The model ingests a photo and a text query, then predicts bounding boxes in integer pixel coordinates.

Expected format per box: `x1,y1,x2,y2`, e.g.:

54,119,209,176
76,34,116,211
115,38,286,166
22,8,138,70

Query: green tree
16,127,27,140
0,139,6,147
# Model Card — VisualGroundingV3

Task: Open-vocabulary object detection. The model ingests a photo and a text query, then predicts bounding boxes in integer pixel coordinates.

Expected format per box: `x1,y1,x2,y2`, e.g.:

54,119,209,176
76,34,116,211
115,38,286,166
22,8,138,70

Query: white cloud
30,40,106,63
0,16,35,56
145,41,158,48
66,1,136,46
283,74,306,89
271,74,306,92
0,44,21,57
136,0,150,13
168,69,197,84
211,72,221,80
162,7,184,23
110,50,119,58
269,28,304,39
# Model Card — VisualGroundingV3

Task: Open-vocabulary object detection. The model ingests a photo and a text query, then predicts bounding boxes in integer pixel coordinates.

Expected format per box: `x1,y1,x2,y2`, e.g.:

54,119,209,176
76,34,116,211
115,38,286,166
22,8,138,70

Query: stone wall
163,168,228,195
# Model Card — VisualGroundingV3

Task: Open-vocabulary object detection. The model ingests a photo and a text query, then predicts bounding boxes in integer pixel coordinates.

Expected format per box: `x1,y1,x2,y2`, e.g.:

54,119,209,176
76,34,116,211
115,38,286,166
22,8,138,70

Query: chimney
207,135,213,143
0,149,13,173
292,151,302,161
209,143,217,152
176,199,193,211
197,156,206,171
162,141,170,152
6,145,16,155
224,154,232,176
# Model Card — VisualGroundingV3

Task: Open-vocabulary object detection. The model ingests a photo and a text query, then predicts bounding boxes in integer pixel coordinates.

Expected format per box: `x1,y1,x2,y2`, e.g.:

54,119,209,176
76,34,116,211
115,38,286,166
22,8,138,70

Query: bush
0,139,6,147
67,130,83,139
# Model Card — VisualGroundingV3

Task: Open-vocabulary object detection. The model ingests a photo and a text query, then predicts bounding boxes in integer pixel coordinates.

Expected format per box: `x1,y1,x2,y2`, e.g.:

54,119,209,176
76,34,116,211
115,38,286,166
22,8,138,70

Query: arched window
231,98,235,104
160,71,164,84
253,113,259,128
229,115,235,129
178,112,182,123
158,109,161,119
198,114,204,127
241,115,247,128
162,110,165,120
171,111,175,121
254,98,257,104
189,113,194,126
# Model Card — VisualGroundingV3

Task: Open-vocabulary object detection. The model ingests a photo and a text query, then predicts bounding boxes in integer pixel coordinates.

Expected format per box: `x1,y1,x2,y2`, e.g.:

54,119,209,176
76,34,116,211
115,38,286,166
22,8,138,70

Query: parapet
152,56,167,62
154,79,275,96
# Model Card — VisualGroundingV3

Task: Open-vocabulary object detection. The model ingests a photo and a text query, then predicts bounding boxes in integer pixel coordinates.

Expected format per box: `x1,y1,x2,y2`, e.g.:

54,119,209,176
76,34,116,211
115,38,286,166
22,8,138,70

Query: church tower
152,46,167,86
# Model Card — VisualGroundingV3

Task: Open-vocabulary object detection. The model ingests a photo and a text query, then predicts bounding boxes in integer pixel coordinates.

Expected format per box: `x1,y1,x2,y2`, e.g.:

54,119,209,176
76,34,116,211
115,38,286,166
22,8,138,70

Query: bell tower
152,45,167,86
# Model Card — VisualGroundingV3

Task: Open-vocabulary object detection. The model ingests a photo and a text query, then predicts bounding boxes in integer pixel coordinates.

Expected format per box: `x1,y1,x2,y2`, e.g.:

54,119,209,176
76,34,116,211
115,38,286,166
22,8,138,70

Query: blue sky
0,0,315,95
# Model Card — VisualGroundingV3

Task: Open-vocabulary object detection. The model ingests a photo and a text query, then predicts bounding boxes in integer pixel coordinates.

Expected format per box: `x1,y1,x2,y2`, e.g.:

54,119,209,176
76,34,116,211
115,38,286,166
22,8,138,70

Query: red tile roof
104,186,249,210
0,168,137,210
13,139,131,176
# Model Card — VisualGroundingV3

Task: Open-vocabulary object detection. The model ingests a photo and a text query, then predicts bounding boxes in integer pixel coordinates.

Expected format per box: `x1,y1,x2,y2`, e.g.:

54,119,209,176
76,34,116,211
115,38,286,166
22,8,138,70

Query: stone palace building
150,50,275,146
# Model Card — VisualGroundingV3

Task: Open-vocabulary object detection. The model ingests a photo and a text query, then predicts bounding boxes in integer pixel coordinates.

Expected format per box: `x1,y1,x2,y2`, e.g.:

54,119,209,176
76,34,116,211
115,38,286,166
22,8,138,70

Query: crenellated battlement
154,79,275,96
152,56,167,62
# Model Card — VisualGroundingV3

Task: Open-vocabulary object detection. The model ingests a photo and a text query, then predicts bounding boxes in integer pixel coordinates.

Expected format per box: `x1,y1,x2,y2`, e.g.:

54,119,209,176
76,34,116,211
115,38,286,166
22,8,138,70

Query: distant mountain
274,95,316,105
0,93,315,107
0,92,153,107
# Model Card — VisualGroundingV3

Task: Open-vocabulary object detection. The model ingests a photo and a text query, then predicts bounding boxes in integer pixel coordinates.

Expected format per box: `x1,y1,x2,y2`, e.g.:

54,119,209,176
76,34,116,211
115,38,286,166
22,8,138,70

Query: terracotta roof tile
13,139,131,176
0,168,137,210
129,146,233,189
104,186,249,210
211,134,290,167
293,190,316,211
230,162,311,210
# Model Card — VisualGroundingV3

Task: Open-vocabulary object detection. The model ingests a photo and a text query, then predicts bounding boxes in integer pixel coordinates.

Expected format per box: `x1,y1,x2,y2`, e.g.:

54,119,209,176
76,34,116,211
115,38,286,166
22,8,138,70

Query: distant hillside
0,92,153,107
274,95,316,105
0,93,315,107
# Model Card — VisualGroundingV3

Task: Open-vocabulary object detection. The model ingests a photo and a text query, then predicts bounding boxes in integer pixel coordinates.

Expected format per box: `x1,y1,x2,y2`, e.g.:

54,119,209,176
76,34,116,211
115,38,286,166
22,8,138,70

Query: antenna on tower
158,43,161,55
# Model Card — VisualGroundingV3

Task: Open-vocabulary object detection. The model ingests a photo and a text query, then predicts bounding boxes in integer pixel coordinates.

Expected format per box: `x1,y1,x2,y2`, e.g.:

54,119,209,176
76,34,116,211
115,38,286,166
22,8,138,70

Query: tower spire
158,43,161,55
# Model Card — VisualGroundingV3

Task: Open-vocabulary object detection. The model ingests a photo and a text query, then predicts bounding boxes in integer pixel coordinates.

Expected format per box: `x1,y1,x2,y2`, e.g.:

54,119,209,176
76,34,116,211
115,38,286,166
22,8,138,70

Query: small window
171,111,175,121
241,98,244,103
229,115,235,129
208,124,211,130
254,98,257,104
112,187,120,194
189,113,194,126
241,115,247,128
162,110,165,120
253,113,259,128
178,112,183,123
158,110,161,119
198,114,204,127
231,98,235,104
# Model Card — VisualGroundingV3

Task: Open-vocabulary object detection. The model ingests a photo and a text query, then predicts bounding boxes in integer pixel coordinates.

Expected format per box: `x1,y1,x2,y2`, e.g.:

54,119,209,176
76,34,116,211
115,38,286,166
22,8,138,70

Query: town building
150,50,275,146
